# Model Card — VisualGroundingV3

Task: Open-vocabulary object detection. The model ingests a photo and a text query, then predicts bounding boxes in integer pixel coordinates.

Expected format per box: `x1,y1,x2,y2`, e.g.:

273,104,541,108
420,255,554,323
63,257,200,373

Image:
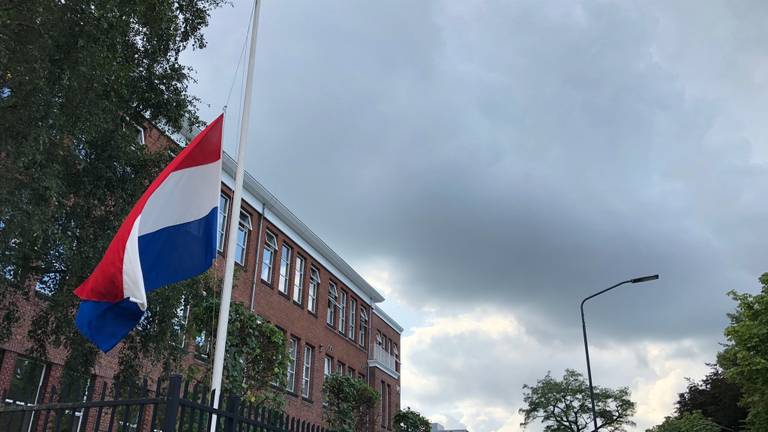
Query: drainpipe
249,202,266,312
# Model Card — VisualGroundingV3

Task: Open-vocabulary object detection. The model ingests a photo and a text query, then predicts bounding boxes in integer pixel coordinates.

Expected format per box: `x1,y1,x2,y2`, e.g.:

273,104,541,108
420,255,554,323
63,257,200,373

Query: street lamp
580,274,659,432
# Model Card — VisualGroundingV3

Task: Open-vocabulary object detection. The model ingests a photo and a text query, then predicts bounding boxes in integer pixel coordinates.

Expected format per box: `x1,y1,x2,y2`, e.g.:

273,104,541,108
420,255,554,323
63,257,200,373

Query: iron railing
0,375,326,432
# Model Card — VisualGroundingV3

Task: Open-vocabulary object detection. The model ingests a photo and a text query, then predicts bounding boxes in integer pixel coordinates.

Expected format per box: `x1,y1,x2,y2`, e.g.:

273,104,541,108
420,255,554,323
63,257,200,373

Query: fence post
223,394,240,432
163,375,182,432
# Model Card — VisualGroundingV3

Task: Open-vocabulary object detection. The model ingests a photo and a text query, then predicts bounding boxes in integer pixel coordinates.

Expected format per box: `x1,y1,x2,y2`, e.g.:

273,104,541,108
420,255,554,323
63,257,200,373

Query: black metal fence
0,375,326,432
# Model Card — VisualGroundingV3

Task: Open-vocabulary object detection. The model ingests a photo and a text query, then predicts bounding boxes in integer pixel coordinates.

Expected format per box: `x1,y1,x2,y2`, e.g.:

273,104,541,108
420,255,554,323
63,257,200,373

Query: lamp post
580,274,659,432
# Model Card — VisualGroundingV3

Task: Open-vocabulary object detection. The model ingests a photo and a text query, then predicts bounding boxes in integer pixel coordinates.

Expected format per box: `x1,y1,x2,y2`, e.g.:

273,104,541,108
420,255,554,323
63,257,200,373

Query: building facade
0,121,402,431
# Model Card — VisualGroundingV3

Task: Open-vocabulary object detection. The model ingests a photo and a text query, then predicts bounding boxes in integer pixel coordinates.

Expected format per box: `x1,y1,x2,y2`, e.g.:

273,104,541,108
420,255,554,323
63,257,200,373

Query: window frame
261,231,278,284
235,211,252,266
287,337,298,393
359,308,369,348
326,282,338,326
348,298,356,340
338,291,347,333
217,194,230,253
278,243,292,295
301,345,313,399
308,267,320,313
293,255,305,304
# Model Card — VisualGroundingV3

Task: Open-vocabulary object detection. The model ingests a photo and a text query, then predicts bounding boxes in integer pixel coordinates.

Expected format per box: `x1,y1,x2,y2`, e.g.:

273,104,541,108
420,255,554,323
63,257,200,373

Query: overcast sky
183,1,768,430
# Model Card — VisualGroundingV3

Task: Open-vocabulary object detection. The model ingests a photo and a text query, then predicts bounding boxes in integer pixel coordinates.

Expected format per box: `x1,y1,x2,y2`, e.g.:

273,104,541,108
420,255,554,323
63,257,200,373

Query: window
359,309,369,348
287,337,298,392
195,331,210,359
348,298,356,340
348,367,355,377
172,302,189,348
302,345,313,398
324,357,333,377
217,194,229,252
394,344,400,372
261,232,277,283
337,362,345,375
380,381,387,427
387,384,392,428
293,256,305,304
308,267,319,313
326,282,338,326
60,374,91,432
338,291,347,333
278,244,292,294
5,357,46,432
235,211,252,266
376,332,383,347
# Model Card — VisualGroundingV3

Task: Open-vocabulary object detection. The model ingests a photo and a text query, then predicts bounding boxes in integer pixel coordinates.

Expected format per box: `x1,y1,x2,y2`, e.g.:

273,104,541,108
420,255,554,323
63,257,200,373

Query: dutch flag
74,115,224,352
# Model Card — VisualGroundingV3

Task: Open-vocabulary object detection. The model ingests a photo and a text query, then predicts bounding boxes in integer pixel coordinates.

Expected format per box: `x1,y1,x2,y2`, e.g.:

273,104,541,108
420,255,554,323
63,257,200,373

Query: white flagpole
210,0,262,424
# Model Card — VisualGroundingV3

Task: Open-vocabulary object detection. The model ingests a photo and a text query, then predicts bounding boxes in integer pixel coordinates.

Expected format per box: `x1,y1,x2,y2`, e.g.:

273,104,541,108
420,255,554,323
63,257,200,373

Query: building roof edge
373,304,404,334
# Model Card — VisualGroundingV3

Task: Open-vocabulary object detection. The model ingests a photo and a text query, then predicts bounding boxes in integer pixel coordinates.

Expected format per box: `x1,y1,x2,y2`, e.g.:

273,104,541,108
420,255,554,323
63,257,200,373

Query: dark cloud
184,1,768,429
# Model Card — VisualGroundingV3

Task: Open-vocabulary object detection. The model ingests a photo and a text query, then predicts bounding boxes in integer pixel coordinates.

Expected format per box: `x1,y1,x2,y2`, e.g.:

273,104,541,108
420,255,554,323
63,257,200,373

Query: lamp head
630,274,659,284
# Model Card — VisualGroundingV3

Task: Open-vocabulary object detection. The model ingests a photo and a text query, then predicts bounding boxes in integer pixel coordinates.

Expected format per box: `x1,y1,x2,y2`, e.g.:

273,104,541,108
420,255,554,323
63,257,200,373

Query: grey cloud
184,1,768,429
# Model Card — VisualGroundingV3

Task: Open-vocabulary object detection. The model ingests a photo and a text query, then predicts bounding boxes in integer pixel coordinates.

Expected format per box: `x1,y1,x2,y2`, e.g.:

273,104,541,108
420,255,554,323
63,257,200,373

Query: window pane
217,194,229,252
287,338,297,392
338,292,347,332
278,244,291,294
308,268,319,313
302,346,312,398
7,357,44,403
293,256,305,303
235,226,247,265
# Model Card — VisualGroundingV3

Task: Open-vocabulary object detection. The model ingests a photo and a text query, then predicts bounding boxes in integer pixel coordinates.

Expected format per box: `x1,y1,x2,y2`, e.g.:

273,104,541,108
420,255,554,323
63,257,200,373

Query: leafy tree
0,0,223,376
519,369,636,432
187,292,289,407
394,407,431,432
646,411,720,432
718,273,768,430
675,365,746,431
323,373,379,432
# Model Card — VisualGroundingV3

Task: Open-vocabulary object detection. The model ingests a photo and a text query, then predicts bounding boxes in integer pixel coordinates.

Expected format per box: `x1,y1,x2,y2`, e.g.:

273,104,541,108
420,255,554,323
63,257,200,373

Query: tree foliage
188,289,289,407
675,365,746,431
323,373,379,432
646,411,720,432
519,369,636,432
0,0,223,376
393,407,431,432
717,273,768,430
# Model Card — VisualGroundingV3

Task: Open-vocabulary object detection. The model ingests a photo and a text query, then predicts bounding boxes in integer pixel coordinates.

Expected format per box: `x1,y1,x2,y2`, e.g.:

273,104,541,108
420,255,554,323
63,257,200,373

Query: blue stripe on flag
76,299,145,352
138,207,217,292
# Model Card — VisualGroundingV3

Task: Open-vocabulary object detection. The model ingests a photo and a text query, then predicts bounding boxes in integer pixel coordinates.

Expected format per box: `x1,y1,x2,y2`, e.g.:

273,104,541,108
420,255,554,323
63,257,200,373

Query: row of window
217,193,371,349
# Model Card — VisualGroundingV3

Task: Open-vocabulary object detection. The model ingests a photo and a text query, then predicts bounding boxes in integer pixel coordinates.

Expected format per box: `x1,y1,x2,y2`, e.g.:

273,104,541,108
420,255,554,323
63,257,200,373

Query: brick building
0,121,402,431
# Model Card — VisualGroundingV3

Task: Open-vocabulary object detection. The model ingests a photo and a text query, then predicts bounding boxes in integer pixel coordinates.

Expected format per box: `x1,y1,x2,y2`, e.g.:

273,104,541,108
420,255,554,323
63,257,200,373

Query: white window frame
293,255,305,304
4,357,47,432
308,267,319,313
278,243,292,294
348,298,356,340
359,308,369,348
302,345,313,398
217,194,230,252
261,231,277,284
172,302,190,348
326,282,338,326
338,291,347,333
287,337,298,392
235,211,252,266
324,357,333,377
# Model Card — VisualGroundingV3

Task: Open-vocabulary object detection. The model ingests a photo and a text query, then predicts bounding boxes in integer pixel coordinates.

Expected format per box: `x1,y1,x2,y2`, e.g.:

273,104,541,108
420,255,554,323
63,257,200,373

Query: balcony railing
371,344,398,376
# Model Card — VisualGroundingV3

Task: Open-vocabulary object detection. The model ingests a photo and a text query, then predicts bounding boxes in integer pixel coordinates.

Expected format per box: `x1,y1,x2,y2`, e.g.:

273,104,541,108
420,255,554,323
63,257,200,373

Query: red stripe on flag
74,114,224,303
